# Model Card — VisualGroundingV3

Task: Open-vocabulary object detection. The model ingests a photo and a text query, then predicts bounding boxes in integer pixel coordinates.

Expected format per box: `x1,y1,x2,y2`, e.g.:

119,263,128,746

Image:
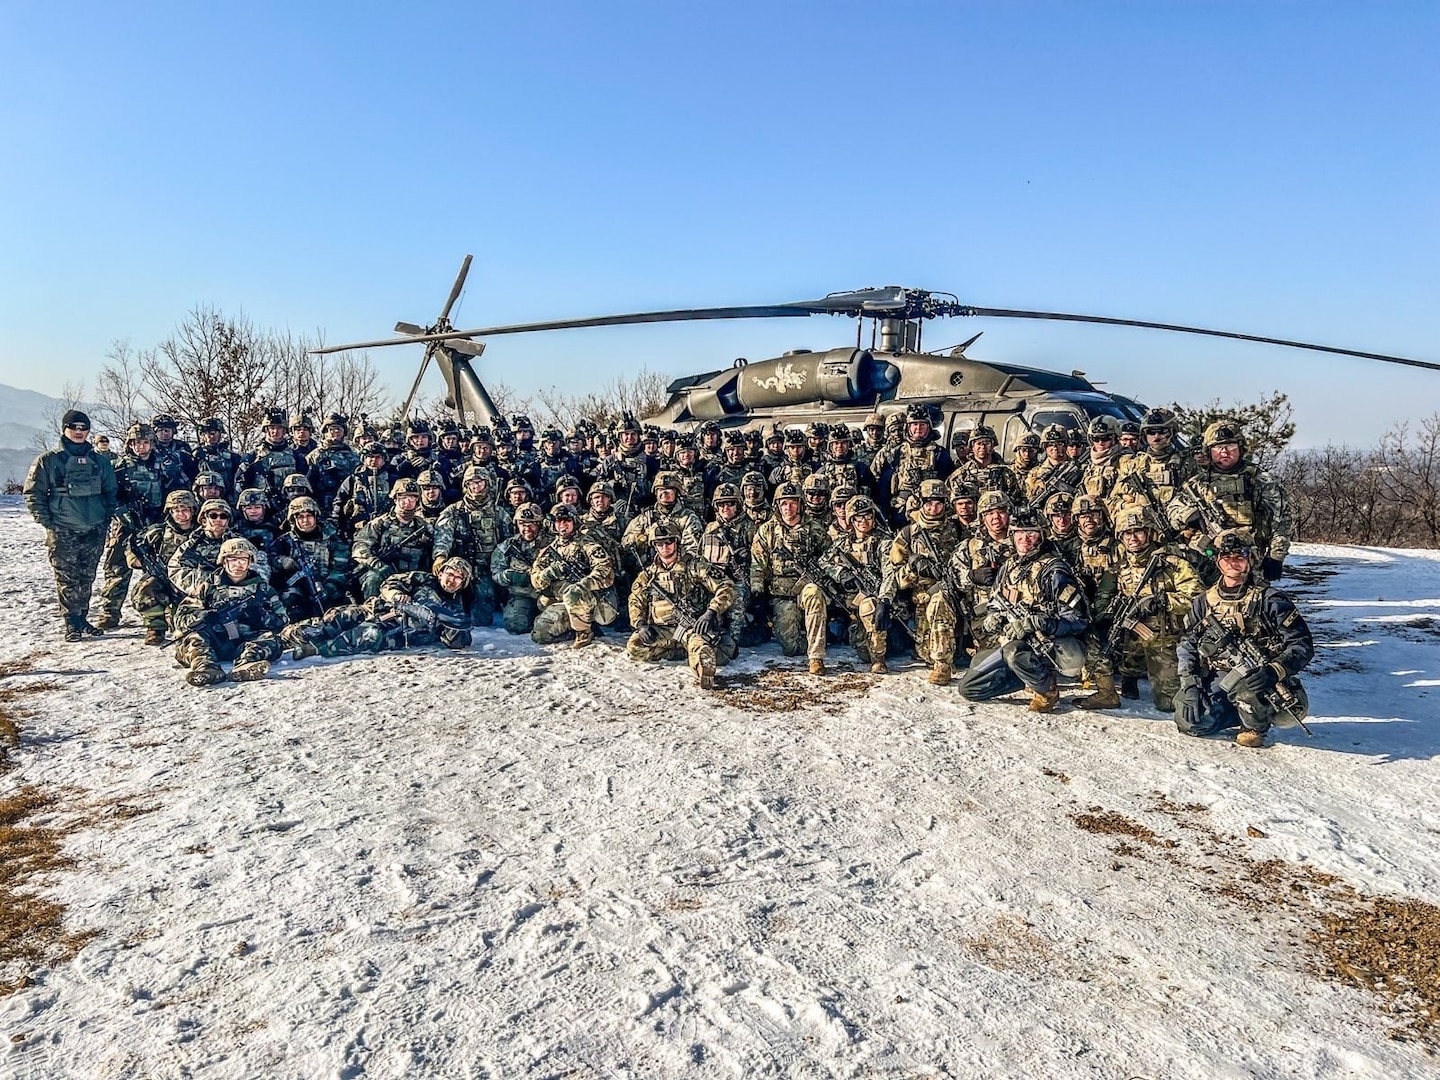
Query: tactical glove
1133,594,1167,619
1175,685,1205,735
636,623,662,647
1261,557,1284,582
274,555,298,573
969,564,997,587
912,557,940,581
1242,664,1279,695
694,608,720,642
981,611,1007,636
874,599,892,633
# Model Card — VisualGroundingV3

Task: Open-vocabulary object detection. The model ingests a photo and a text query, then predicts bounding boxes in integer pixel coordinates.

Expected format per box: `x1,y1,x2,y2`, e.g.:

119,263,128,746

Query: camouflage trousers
466,576,497,629
1133,632,1181,710
98,522,135,618
501,594,539,635
532,583,614,645
175,630,282,671
958,636,1086,701
625,624,738,680
44,526,106,619
912,586,959,667
131,576,177,631
771,586,828,660
837,589,888,665
1182,674,1309,738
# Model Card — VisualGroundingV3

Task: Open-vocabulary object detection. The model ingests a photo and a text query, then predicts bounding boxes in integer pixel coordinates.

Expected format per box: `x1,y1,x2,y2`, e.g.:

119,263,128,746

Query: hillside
0,499,1437,1078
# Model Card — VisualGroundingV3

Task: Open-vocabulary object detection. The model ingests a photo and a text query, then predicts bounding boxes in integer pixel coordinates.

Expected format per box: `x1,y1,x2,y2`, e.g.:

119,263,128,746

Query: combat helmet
1114,506,1153,534
281,472,312,497
1070,492,1107,517
977,490,1012,515
783,428,807,447
1008,507,1046,534
1040,423,1069,447
416,469,445,489
126,422,155,443
390,478,422,499
236,488,268,509
1139,407,1177,436
652,470,681,494
970,424,998,444
1086,416,1118,441
1203,419,1245,450
845,494,878,519
437,556,474,585
1015,432,1042,452
1213,528,1256,558
286,496,321,520
548,503,577,523
917,478,948,502
461,463,494,487
649,521,683,544
1043,491,1075,516
773,481,803,504
802,473,832,497
218,537,257,561
513,502,544,527
199,498,232,520
164,490,198,514
712,482,741,505
151,413,177,431
587,480,616,503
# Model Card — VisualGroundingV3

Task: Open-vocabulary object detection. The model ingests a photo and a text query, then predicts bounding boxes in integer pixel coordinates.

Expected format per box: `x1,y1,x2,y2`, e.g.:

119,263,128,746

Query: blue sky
2,1,1436,444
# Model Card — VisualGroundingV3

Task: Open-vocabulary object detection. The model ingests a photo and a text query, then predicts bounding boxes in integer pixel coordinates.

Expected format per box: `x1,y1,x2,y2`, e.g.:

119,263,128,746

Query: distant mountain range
0,383,103,485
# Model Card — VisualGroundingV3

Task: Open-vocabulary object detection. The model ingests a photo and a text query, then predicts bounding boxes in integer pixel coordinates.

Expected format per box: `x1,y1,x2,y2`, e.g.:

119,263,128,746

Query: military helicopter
313,256,1438,457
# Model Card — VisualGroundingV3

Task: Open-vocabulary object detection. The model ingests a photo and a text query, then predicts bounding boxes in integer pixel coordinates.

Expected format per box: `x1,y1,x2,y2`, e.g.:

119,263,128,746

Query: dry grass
0,652,57,776
716,668,879,714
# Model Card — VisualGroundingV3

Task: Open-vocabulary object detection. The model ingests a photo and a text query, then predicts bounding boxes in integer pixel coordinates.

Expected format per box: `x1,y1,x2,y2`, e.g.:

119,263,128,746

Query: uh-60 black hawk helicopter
313,255,1438,457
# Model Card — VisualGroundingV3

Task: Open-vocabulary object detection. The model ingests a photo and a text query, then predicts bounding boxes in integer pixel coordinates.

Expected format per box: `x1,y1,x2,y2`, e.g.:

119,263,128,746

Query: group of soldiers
24,400,1315,745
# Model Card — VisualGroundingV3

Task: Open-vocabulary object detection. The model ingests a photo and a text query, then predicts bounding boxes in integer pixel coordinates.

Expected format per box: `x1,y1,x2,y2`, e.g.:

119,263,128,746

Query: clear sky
2,1,1436,446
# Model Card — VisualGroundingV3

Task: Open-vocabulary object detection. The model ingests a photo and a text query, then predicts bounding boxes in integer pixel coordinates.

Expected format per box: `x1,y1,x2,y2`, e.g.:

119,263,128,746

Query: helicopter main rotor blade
400,347,436,419
395,321,426,336
439,254,473,323
956,306,1440,373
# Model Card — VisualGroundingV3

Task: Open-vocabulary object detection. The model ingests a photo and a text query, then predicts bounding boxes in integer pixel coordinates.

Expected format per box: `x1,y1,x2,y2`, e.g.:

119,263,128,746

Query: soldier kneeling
1175,529,1314,748
173,538,287,687
530,504,616,648
627,523,737,688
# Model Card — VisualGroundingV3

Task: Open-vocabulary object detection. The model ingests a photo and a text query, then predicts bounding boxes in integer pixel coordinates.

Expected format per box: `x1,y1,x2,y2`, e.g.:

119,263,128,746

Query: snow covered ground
1,497,1437,1079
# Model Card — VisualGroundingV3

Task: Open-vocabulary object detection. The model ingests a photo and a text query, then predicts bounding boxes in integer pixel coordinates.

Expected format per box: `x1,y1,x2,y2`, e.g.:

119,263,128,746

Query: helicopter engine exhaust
681,347,898,419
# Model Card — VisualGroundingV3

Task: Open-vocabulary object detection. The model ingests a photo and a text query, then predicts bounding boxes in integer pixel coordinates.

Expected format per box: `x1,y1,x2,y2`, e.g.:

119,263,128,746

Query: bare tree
531,369,670,430
92,341,147,436
28,380,88,452
1377,414,1440,547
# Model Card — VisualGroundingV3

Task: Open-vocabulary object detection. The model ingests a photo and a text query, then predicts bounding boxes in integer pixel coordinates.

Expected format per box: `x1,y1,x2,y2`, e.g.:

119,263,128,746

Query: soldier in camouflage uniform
277,473,315,518
801,472,832,525
1168,419,1294,582
757,425,786,478
696,420,725,467
169,499,272,595
1009,432,1041,493
768,428,813,490
127,489,197,644
954,490,1014,654
352,478,435,599
951,425,1016,501
750,482,832,671
282,558,476,660
710,431,753,492
1043,490,1082,571
234,488,279,563
1078,417,1124,510
1113,407,1193,530
1022,424,1082,507
172,538,287,686
1069,492,1122,708
741,470,771,525
391,417,440,482
416,469,448,522
1118,420,1142,455
529,504,616,648
701,483,762,646
24,410,117,640
241,408,306,497
628,522,737,688
814,424,876,498
97,422,167,628
855,413,886,472
306,413,360,515
271,496,352,620
331,442,394,541
192,470,226,506
876,404,955,526
622,472,704,574
818,495,895,672
148,413,194,496
534,428,579,501
191,417,241,499
949,482,979,536
491,503,546,634
432,464,507,628
958,509,1089,712
1176,529,1314,747
288,413,319,461
886,479,966,684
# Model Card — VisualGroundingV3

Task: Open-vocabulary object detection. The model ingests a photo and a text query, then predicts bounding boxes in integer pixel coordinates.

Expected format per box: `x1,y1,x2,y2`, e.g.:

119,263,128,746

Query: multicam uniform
529,512,617,646
818,498,894,670
749,502,831,662
627,546,737,685
490,508,547,635
886,494,965,681
1108,535,1203,710
352,501,436,599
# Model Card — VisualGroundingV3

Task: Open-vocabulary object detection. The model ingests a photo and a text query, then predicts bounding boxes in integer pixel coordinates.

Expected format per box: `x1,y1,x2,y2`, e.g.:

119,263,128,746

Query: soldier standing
96,422,166,629
331,441,394,541
1176,529,1315,747
952,425,1016,500
24,410,117,641
432,464,508,627
191,417,241,500
306,413,360,515
241,408,306,496
628,522,737,688
876,404,955,525
958,509,1089,712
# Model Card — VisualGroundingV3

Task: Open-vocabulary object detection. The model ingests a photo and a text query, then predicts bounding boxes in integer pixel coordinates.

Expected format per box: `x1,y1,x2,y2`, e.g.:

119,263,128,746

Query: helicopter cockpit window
1028,409,1082,432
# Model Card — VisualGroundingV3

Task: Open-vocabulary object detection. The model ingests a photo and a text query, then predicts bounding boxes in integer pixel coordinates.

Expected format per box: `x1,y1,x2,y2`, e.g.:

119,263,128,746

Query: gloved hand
274,555,298,574
694,608,720,641
1133,594,1167,619
1181,508,1203,531
636,622,662,647
1261,557,1284,582
912,557,939,581
982,611,1007,636
1243,664,1279,695
969,564,997,587
874,599,892,633
504,569,529,587
1176,684,1204,734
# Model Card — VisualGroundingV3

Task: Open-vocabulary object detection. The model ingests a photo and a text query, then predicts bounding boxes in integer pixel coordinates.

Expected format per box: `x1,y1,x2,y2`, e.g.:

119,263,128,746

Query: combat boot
185,663,227,687
230,660,271,682
697,658,717,690
290,641,319,661
928,662,952,686
572,627,595,649
93,611,120,631
808,658,826,676
869,634,888,674
143,626,166,647
62,617,83,643
1073,671,1121,709
1028,682,1062,713
1235,729,1267,748
1119,675,1141,699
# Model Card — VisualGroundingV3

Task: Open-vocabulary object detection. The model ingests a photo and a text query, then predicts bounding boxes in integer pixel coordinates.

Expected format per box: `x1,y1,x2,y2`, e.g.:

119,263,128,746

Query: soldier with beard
958,509,1089,713
127,489,197,645
750,483,831,672
172,538,287,686
191,417,241,499
491,503,547,634
306,413,360,515
331,441,393,541
529,504,616,648
819,495,895,673
628,522,737,688
241,408,307,497
96,422,167,629
271,496,352,620
352,478,435,599
24,410,117,641
886,479,965,684
432,464,508,627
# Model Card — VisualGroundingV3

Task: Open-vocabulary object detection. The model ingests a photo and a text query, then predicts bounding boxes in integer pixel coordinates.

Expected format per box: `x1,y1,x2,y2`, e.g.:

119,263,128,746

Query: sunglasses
204,511,232,520
66,423,91,432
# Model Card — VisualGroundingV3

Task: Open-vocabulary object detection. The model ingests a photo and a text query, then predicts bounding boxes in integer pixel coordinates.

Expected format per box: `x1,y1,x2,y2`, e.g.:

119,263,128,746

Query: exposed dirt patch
717,668,879,714
1070,794,1440,1047
0,652,58,776
1041,767,1070,784
959,914,1081,981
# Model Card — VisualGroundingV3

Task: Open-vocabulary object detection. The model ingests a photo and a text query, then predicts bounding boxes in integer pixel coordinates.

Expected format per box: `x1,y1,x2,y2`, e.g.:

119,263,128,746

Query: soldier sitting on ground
172,538,287,687
627,522,737,688
1175,528,1315,748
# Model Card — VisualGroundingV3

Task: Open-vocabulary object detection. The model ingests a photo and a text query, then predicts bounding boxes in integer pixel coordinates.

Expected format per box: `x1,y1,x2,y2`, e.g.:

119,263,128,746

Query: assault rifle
791,544,834,603
168,595,257,647
828,545,916,643
1118,472,1180,543
985,589,1060,665
541,545,591,588
1028,460,1081,511
114,492,159,534
1195,621,1313,735
647,576,722,646
284,539,326,616
1101,552,1165,660
128,527,182,606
